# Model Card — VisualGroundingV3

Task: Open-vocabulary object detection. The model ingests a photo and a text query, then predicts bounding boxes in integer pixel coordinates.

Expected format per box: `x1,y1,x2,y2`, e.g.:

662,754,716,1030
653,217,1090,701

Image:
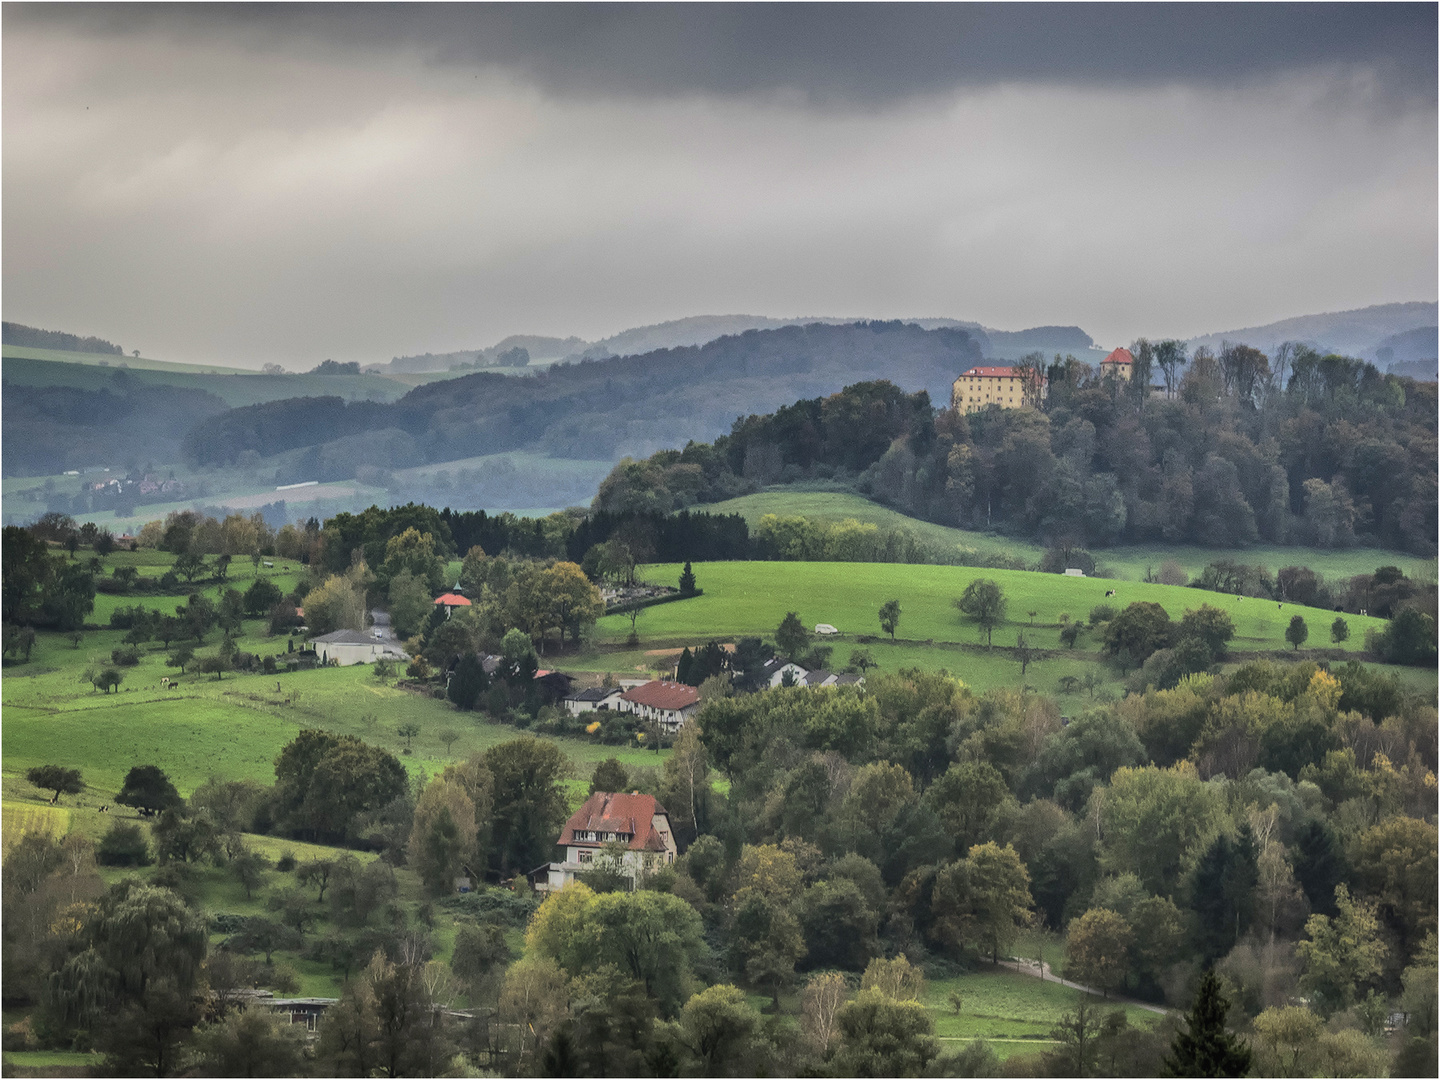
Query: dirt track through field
999,958,1168,1015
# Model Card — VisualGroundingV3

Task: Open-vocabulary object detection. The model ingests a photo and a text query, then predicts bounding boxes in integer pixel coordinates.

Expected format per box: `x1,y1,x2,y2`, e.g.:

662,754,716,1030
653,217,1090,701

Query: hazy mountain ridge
384,313,1095,371
1187,301,1437,370
181,322,984,476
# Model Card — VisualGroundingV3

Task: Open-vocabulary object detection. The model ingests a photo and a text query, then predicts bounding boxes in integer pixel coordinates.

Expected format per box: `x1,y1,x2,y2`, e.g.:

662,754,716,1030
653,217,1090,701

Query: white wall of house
311,641,403,666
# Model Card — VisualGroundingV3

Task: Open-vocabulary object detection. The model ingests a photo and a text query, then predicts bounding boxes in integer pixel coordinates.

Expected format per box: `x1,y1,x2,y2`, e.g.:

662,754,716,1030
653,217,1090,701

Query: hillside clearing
703,490,1435,582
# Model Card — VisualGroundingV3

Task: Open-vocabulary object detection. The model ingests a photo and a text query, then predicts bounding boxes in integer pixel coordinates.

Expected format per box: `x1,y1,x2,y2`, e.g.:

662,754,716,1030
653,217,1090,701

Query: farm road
999,958,1169,1016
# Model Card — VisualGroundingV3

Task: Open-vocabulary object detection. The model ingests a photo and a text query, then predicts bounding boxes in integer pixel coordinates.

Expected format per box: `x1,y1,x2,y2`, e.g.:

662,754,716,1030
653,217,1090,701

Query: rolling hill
1186,301,1437,366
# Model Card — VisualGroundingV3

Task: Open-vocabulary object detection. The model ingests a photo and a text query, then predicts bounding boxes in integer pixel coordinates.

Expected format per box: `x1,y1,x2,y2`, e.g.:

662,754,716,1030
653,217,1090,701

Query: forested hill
594,349,1439,555
181,321,982,470
2,320,125,356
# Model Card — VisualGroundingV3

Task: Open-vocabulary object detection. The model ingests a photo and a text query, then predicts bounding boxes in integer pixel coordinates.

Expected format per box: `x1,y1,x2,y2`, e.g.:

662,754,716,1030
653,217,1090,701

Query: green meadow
599,560,1390,654
923,969,1160,1059
2,629,669,801
705,490,1435,583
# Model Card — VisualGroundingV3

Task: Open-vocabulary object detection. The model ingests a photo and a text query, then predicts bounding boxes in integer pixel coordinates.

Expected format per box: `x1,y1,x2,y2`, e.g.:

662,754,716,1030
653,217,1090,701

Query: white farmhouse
536,791,678,892
308,630,408,666
561,686,625,716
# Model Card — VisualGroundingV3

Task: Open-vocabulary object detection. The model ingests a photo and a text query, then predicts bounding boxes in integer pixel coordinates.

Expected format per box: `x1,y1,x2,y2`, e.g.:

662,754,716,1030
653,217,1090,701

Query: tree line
2,319,125,354
594,345,1438,555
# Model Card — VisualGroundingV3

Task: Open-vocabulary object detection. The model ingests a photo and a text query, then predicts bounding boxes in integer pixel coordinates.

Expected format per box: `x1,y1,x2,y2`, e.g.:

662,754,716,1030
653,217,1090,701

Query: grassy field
924,968,1158,1060
600,561,1391,653
2,343,254,374
576,559,1434,699
2,613,671,803
704,490,1436,582
1,802,71,854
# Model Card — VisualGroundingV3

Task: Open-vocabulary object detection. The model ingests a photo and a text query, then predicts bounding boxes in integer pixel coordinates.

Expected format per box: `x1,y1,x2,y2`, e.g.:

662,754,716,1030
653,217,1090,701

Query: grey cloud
10,2,1436,107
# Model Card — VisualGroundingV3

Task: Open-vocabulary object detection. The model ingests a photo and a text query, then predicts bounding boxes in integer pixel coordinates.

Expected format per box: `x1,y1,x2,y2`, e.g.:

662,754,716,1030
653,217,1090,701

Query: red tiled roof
1102,348,1134,366
960,366,1018,378
621,680,700,711
433,593,471,606
559,791,670,851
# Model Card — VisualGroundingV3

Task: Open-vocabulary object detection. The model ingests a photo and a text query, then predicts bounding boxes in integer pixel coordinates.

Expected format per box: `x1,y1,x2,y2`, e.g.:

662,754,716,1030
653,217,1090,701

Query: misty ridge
376,315,1099,374
180,321,987,474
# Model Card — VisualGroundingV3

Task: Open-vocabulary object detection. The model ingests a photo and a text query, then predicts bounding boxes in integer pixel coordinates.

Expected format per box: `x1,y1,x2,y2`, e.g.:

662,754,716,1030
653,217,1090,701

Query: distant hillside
384,314,1097,371
577,315,1094,363
2,369,228,476
2,320,124,356
385,333,588,372
181,321,983,477
1371,326,1438,370
581,314,849,359
1187,301,1437,359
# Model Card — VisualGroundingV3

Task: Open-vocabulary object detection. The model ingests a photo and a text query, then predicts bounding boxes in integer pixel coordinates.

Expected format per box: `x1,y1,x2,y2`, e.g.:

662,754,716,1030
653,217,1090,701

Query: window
577,850,593,864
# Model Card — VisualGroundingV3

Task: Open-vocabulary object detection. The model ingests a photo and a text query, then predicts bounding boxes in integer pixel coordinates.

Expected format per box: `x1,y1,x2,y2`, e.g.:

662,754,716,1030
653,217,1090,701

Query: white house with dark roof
308,629,408,666
561,686,625,716
762,658,809,687
535,791,678,892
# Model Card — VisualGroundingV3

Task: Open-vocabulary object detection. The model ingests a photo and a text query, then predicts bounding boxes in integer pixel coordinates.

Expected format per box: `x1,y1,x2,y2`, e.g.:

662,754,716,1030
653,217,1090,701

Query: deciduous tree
878,598,901,641
956,579,1007,646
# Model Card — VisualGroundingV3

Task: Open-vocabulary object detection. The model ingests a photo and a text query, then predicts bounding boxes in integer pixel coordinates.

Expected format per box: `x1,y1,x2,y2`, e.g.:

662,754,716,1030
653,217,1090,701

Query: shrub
276,851,297,873
1088,605,1117,627
438,887,540,928
110,646,141,667
97,822,152,866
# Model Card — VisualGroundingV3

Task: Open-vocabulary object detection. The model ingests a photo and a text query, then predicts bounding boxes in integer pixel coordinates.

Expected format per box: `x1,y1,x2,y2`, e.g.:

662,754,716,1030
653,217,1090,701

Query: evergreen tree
1191,825,1258,963
775,612,810,661
448,651,489,710
1163,970,1252,1077
676,647,694,685
679,561,697,595
1292,818,1344,916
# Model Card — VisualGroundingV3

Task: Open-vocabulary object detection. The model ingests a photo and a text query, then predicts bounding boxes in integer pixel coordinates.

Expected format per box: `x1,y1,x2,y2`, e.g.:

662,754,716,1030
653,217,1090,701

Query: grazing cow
49,791,59,805
98,805,108,813
160,677,170,689
1105,589,1116,598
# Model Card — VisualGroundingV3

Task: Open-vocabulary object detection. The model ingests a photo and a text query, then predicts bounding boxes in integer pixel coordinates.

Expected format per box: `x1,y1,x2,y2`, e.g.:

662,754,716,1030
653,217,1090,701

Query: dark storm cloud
12,2,1437,107
4,3,1434,366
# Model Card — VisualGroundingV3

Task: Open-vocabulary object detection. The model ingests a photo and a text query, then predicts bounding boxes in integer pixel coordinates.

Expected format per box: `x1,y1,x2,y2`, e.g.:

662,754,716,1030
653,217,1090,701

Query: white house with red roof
951,364,1041,414
618,680,700,733
536,791,678,892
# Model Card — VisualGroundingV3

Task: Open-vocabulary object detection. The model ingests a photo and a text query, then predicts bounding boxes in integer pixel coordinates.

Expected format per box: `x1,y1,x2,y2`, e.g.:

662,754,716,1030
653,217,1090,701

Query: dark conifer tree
1163,970,1252,1077
1292,817,1345,916
1191,824,1258,963
679,560,697,595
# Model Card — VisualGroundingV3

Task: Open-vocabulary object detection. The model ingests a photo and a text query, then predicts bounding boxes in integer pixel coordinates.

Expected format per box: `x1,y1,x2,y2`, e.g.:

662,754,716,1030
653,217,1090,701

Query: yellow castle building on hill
951,364,1029,414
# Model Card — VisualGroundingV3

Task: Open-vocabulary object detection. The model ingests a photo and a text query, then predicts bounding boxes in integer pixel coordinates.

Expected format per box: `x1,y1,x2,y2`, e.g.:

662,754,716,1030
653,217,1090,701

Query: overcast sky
4,3,1436,368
